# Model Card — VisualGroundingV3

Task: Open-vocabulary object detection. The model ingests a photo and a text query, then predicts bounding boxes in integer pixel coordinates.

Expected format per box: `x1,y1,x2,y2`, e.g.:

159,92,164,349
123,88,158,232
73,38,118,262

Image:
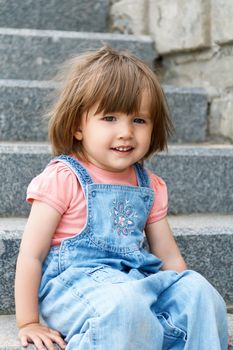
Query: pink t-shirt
27,159,168,246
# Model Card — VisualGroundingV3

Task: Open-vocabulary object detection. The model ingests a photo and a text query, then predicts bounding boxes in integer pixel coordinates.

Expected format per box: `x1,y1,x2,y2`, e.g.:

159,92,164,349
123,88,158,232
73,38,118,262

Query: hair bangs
91,58,149,116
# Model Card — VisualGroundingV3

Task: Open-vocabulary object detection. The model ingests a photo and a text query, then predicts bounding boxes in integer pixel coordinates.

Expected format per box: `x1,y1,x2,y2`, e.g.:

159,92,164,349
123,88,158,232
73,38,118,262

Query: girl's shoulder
30,159,78,186
146,169,167,191
26,159,80,214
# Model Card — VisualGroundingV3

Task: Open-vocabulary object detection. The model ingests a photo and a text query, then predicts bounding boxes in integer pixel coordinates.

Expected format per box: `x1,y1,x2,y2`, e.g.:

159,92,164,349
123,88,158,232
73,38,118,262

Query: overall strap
52,156,150,191
53,155,93,196
133,163,151,188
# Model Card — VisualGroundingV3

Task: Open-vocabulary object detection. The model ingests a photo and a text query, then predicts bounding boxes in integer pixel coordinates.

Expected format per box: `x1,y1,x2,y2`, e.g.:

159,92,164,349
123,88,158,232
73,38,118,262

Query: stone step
165,85,208,143
0,80,208,142
0,215,232,314
147,144,233,215
0,0,109,32
0,143,232,217
0,80,54,142
0,314,232,349
0,28,155,80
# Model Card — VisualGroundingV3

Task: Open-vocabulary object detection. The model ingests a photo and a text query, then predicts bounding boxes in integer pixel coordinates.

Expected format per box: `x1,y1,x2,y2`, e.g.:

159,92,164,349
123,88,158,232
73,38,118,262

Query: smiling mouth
111,146,134,152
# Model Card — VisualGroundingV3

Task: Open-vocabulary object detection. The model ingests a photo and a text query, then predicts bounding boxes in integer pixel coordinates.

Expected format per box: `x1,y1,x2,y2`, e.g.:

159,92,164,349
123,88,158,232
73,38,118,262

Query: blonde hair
48,46,173,160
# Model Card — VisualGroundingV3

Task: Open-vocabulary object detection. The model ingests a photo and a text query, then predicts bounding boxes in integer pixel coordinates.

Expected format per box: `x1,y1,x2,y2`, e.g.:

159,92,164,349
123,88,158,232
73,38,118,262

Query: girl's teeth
116,147,131,151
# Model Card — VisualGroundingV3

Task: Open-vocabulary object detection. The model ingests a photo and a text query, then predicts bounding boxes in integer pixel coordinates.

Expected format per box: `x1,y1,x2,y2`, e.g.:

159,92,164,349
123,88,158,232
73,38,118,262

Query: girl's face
74,92,153,172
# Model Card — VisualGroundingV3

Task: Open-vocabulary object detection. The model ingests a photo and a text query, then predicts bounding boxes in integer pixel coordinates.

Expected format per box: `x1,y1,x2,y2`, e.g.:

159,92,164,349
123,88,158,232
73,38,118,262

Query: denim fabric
39,156,228,349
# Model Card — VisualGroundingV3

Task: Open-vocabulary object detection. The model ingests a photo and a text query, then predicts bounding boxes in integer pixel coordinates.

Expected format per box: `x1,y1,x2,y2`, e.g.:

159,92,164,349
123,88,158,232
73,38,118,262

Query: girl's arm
145,217,187,272
15,200,66,349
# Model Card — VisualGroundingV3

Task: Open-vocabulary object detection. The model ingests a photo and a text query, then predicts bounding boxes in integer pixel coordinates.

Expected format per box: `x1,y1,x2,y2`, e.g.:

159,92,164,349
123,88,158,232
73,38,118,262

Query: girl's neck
76,157,134,178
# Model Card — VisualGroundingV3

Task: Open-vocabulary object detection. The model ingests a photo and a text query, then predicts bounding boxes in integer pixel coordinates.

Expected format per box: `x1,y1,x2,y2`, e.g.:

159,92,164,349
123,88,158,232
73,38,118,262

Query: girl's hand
18,323,66,350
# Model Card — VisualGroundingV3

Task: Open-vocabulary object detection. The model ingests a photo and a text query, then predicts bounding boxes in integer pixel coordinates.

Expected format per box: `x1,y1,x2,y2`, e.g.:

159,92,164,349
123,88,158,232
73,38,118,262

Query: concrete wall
109,0,233,142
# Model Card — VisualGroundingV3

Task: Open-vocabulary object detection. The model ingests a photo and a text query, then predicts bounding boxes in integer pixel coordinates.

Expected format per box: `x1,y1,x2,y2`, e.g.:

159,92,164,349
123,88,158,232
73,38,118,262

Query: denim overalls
39,156,228,350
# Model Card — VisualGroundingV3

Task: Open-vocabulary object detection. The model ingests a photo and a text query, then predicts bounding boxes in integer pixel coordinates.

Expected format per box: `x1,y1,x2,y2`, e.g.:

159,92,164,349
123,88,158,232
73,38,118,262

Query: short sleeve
26,161,77,215
146,170,168,224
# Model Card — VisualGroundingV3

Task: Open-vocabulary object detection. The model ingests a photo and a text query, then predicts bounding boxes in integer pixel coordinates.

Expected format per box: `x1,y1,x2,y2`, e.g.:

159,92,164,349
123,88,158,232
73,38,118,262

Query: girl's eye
134,118,146,124
102,116,116,122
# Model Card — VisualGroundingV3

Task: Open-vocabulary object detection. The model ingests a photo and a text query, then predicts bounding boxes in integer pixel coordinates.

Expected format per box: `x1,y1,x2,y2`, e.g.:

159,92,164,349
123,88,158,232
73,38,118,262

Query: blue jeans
39,156,228,349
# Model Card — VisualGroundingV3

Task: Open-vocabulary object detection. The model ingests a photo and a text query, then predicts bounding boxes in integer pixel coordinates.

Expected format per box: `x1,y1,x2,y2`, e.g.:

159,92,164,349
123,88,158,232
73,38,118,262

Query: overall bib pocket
85,266,131,284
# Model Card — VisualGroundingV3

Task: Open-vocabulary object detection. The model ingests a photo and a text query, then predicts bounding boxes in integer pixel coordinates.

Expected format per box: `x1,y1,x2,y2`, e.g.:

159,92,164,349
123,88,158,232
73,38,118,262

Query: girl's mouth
111,146,134,152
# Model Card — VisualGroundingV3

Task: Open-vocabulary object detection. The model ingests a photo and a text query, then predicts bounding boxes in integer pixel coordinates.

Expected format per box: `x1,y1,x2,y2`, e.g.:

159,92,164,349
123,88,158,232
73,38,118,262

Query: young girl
15,46,228,350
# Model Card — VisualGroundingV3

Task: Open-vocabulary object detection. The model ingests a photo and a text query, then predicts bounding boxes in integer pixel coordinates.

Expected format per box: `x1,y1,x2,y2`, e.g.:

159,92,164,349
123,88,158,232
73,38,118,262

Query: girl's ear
74,129,83,141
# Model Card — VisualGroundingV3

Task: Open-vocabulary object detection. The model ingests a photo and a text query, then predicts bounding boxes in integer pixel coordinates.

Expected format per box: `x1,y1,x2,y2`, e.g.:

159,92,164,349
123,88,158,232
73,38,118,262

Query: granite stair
0,0,110,32
0,28,155,80
0,80,208,142
0,143,233,217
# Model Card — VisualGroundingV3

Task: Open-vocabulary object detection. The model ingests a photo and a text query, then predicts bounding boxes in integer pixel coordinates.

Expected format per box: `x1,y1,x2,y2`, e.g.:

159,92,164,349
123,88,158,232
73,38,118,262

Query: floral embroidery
110,199,137,236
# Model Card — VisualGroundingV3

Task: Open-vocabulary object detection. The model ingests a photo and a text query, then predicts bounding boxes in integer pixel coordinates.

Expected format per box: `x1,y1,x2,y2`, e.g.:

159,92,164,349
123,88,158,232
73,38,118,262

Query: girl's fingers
45,327,66,348
19,334,29,347
18,325,66,350
35,334,65,350
49,332,66,349
28,335,46,350
39,334,56,350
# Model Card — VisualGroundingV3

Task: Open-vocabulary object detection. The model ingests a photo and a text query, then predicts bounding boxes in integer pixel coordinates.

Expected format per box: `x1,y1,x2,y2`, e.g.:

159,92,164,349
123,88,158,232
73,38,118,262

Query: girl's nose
118,121,133,139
